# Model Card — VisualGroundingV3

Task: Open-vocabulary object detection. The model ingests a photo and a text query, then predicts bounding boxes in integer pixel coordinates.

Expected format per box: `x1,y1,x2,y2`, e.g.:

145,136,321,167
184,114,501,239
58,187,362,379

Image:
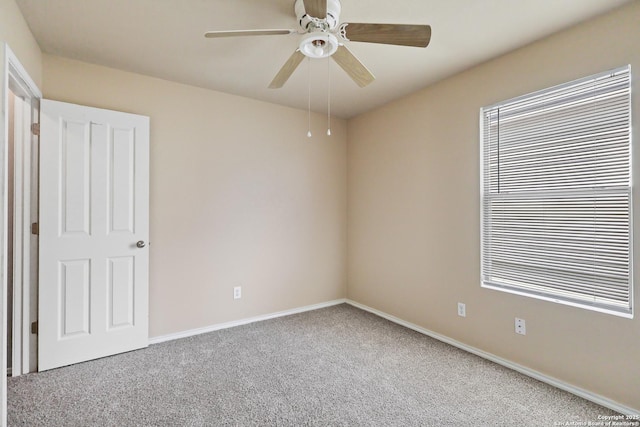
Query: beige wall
347,1,640,411
0,0,42,87
42,55,348,337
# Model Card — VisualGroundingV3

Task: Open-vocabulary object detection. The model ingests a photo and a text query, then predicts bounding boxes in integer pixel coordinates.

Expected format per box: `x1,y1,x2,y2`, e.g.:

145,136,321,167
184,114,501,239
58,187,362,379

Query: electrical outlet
233,286,242,300
457,302,466,317
515,318,526,335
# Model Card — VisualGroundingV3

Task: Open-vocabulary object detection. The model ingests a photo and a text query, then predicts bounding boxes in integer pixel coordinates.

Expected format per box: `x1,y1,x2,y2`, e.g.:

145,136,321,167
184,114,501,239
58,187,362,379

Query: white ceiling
16,0,632,118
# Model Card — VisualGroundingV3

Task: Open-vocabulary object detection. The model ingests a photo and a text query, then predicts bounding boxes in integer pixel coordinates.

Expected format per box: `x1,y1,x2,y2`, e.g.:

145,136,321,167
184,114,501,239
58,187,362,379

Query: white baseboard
346,299,639,416
149,298,347,345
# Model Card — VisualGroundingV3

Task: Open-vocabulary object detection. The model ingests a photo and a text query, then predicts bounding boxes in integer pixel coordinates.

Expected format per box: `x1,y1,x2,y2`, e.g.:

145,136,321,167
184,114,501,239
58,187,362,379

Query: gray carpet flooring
8,304,617,426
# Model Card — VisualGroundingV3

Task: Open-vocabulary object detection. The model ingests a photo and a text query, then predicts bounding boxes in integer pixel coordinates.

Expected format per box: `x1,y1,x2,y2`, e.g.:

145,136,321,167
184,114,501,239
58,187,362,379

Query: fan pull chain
327,53,331,136
307,57,312,138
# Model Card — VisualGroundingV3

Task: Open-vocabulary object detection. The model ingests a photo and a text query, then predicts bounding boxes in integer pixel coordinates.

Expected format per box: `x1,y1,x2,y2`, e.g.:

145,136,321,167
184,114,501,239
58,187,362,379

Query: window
480,66,632,317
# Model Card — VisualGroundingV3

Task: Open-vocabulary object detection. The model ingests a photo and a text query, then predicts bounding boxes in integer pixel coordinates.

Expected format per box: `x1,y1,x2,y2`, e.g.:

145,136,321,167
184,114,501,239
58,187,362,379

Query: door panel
109,128,136,234
107,256,134,329
60,119,91,236
39,99,149,371
60,259,90,337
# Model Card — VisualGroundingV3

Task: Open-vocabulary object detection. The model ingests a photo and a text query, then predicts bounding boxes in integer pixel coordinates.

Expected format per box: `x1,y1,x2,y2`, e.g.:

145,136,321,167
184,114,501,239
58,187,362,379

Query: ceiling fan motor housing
295,0,341,31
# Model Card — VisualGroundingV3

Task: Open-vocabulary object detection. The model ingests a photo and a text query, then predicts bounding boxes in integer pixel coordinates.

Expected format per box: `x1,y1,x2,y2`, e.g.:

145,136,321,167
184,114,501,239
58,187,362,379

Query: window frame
479,65,633,318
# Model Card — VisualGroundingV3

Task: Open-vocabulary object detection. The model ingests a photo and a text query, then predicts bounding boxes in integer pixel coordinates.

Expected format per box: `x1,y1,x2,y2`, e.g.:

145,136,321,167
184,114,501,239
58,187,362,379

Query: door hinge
31,321,38,334
30,122,40,136
31,222,39,235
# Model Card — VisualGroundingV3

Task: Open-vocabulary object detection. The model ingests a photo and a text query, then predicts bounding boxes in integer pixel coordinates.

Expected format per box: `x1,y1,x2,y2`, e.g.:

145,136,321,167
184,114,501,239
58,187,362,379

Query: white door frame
8,51,40,377
2,43,41,423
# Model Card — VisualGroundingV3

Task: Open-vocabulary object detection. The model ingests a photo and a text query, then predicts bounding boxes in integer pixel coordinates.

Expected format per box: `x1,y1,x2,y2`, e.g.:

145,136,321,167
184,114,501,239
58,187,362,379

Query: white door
38,100,149,371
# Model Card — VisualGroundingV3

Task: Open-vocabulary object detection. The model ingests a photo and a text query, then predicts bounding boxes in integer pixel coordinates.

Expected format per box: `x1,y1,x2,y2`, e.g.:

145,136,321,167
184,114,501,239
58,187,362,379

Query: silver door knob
136,240,146,248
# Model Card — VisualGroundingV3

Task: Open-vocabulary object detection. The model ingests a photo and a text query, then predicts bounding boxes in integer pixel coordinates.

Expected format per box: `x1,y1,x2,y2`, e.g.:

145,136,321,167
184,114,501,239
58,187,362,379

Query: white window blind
480,66,632,316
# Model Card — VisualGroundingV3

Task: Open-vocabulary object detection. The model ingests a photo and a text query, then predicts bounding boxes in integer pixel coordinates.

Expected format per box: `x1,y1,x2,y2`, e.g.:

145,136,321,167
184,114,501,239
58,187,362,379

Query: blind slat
480,65,632,315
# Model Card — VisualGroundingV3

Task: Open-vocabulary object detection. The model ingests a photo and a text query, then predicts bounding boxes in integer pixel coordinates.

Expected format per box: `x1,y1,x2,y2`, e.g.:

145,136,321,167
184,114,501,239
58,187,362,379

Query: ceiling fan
204,0,432,89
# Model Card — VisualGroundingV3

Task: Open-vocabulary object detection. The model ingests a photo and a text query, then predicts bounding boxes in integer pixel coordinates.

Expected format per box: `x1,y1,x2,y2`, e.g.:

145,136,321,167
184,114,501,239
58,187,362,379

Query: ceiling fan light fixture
299,32,339,59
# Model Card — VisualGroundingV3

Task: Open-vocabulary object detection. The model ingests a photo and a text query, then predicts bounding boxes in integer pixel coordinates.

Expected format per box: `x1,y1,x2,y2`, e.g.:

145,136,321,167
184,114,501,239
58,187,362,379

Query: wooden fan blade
205,29,295,38
343,23,431,47
331,45,375,88
269,50,306,89
303,0,327,19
